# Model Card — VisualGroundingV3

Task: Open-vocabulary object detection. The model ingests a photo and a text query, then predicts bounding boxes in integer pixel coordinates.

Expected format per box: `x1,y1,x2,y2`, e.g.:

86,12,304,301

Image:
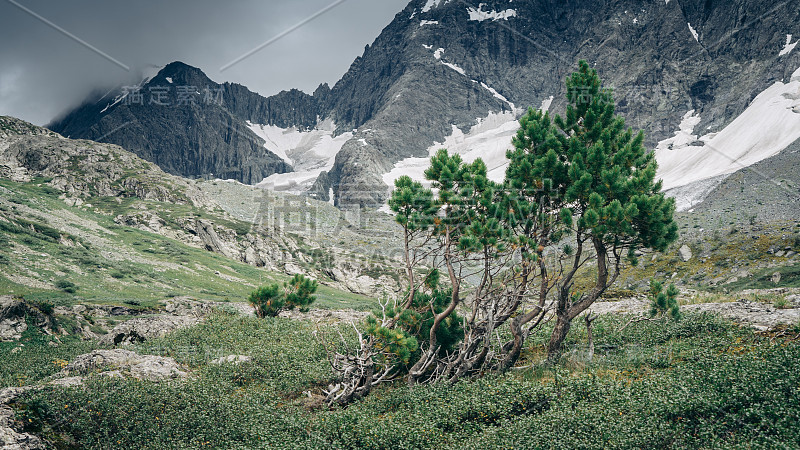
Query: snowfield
249,119,352,194
467,4,517,22
780,34,798,57
656,66,800,196
422,0,450,13
379,65,800,214
382,110,522,189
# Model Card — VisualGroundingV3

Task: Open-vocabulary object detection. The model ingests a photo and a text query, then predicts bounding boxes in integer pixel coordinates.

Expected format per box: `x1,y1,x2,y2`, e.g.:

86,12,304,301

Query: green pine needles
649,280,681,321
248,274,318,318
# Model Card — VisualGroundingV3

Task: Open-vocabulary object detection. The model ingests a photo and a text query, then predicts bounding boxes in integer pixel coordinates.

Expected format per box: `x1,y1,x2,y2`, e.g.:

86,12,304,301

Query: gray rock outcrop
0,116,213,208
0,398,43,449
64,349,188,381
683,300,800,332
0,347,189,449
0,296,56,342
588,290,800,332
99,315,200,346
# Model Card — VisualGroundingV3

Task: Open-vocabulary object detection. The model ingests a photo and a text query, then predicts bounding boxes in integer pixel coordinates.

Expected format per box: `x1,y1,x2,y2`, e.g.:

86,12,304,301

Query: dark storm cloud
0,0,410,125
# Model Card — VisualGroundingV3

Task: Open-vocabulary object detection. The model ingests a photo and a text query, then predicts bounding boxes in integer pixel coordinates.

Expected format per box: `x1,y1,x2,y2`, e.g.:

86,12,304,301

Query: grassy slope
613,218,800,294
0,178,374,311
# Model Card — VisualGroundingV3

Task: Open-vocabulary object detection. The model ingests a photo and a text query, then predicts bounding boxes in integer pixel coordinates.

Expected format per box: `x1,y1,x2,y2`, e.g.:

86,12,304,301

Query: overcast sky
0,0,410,125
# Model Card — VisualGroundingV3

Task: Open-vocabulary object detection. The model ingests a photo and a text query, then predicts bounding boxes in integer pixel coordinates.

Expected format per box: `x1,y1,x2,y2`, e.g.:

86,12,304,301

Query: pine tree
508,60,679,359
248,274,318,318
323,60,678,404
649,280,681,320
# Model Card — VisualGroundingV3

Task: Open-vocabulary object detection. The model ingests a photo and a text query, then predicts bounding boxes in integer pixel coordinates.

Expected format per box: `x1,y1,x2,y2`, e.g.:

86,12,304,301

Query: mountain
50,0,800,209
48,62,294,185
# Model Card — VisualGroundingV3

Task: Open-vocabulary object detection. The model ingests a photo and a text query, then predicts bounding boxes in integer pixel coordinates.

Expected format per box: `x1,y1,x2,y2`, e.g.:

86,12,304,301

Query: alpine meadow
1,1,800,449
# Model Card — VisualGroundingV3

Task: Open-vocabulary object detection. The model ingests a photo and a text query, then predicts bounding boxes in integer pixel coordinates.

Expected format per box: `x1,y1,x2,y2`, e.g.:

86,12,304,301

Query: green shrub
54,280,77,294
31,300,54,316
20,235,38,246
38,185,60,196
773,296,790,310
648,280,681,320
248,274,318,318
9,313,800,449
283,274,318,313
248,284,282,318
15,218,61,241
365,271,464,373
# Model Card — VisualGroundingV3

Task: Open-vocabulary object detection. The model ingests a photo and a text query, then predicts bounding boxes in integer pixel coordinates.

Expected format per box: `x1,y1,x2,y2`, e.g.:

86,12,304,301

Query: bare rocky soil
588,289,800,331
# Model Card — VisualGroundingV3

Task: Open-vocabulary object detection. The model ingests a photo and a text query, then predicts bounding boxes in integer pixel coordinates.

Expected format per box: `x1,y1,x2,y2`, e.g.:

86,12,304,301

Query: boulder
64,349,188,381
0,296,55,341
0,387,43,450
99,315,199,346
163,297,215,317
678,245,693,262
0,405,44,450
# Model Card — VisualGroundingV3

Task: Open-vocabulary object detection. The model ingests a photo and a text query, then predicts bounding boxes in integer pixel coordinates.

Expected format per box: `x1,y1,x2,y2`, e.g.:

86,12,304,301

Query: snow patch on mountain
688,23,699,42
478,81,515,111
442,62,466,75
422,0,449,13
467,4,517,21
249,119,353,194
540,96,554,112
656,110,702,151
383,111,519,190
656,65,800,196
100,94,126,114
779,34,797,56
427,47,515,111
420,20,438,26
665,174,730,212
382,95,558,195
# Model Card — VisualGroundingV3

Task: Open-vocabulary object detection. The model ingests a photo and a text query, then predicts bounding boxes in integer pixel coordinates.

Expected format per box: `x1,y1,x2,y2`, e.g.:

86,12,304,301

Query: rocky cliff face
314,0,800,206
48,62,293,185
48,0,800,207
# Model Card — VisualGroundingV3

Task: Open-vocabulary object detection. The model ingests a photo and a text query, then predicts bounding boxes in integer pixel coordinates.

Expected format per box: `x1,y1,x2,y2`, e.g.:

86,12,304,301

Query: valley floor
1,304,799,449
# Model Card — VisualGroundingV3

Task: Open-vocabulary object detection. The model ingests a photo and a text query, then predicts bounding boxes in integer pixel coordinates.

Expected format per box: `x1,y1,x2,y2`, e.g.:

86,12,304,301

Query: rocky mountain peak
47,61,293,185
146,61,216,90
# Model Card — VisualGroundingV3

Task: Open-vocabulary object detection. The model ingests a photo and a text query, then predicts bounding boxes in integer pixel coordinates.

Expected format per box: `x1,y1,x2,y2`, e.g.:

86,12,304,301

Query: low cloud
0,0,409,125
